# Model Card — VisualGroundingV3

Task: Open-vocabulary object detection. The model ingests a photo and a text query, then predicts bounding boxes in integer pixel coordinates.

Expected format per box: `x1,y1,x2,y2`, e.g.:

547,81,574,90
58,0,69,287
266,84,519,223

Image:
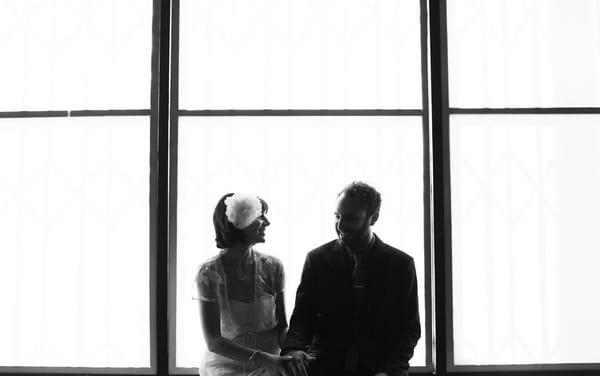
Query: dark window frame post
152,0,171,375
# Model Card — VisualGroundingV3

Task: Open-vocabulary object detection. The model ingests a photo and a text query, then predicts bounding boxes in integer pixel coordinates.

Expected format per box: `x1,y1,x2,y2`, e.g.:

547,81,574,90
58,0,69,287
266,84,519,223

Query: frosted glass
0,117,150,367
179,0,423,109
0,1,152,111
175,116,426,368
447,0,600,108
451,114,600,365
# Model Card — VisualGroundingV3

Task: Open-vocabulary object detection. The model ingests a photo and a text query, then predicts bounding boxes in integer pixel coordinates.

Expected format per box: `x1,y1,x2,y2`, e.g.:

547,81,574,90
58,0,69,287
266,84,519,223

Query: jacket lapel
367,235,390,300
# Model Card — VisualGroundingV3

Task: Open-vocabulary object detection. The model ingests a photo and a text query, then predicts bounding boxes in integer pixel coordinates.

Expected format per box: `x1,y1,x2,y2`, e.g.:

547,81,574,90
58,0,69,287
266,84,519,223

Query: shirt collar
335,233,378,256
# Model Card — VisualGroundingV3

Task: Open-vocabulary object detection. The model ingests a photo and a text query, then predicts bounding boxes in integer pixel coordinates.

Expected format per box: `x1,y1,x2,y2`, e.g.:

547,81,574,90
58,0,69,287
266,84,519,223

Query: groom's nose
336,218,347,233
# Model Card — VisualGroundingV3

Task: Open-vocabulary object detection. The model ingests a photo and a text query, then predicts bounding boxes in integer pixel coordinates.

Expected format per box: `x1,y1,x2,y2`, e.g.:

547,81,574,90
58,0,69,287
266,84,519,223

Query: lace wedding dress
195,250,284,375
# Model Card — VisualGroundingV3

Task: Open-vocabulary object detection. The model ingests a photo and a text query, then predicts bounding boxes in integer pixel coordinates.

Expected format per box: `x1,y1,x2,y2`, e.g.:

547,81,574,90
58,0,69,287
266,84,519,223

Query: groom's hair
338,181,382,217
213,193,269,249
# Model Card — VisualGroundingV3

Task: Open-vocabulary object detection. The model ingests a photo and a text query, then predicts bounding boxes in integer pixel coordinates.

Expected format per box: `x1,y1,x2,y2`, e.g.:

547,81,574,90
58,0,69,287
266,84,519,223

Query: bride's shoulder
254,251,285,290
255,251,283,271
255,250,283,268
196,255,221,277
195,255,224,287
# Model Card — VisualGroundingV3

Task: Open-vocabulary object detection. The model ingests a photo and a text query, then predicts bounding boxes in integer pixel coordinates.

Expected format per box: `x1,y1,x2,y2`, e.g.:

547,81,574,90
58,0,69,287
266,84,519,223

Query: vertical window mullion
429,0,452,375
420,0,434,370
152,0,172,374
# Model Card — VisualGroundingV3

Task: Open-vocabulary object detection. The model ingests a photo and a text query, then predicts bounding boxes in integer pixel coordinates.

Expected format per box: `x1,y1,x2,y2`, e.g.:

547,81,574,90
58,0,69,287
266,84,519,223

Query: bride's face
241,213,270,244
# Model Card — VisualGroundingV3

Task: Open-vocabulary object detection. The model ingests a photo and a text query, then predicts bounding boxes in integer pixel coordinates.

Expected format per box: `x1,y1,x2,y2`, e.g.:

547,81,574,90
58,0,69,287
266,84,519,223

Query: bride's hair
213,193,269,248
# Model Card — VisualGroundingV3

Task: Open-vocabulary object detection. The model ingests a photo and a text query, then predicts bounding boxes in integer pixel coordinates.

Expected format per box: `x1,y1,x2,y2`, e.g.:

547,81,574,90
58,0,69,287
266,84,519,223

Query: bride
195,193,305,376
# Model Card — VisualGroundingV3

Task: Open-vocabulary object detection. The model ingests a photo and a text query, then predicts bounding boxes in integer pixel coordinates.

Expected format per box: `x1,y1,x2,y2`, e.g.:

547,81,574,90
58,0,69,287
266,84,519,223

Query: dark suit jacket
282,235,420,376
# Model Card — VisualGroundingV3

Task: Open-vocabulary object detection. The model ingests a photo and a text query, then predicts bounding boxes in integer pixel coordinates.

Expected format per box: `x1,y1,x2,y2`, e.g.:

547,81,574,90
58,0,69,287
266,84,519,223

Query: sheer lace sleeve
194,261,220,302
256,252,285,294
272,257,284,293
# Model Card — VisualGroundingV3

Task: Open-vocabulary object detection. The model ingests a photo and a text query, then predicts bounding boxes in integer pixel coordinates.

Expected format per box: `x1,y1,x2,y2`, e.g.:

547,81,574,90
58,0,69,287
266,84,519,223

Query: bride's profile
195,193,301,376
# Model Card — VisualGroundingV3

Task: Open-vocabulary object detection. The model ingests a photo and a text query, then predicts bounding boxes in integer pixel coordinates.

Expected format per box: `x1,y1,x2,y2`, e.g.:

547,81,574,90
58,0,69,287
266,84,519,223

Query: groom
282,182,420,376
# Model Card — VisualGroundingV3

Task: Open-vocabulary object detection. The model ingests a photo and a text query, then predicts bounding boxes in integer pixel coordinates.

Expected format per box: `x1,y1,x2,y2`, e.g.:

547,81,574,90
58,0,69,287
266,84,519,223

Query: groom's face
334,192,373,249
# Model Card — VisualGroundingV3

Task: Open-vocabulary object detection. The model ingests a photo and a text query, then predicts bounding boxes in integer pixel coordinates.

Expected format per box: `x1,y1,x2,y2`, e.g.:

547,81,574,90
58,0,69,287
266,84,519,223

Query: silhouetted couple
195,182,420,376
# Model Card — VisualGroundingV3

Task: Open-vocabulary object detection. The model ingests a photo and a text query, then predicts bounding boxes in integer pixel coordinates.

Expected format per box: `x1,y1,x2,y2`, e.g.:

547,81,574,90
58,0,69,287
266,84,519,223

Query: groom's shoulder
306,239,340,259
376,237,414,266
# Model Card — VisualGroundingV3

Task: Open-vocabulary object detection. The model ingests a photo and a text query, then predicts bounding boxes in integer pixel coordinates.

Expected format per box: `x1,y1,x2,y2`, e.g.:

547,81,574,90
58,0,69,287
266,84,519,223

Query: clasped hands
274,350,314,376
251,349,313,376
280,351,389,376
253,349,389,376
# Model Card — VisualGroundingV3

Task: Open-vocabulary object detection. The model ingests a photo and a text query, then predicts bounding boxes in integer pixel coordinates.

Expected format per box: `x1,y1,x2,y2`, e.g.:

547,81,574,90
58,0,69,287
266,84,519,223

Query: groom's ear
369,211,379,226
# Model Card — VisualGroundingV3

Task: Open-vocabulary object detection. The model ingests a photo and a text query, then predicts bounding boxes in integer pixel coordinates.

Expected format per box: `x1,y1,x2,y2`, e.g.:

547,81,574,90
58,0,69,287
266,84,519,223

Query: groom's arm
281,252,318,353
379,257,421,375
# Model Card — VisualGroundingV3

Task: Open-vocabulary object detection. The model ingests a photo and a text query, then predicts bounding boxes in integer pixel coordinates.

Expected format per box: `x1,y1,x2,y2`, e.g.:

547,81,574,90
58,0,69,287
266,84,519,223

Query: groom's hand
284,350,315,376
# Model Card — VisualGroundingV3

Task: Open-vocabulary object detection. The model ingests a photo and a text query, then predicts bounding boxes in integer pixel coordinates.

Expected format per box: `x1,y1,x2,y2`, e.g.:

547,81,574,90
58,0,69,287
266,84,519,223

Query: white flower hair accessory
224,193,262,229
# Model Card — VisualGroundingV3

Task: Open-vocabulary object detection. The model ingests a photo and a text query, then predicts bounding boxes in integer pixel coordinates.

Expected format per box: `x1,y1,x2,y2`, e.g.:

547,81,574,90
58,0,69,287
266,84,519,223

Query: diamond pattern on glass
0,0,152,111
0,117,150,367
175,116,426,367
451,114,600,365
179,0,422,109
447,0,600,108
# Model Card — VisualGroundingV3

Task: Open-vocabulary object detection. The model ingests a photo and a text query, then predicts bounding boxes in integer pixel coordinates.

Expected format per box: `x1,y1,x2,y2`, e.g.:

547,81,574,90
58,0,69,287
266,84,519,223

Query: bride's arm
199,300,255,362
275,292,289,347
195,264,266,366
199,300,297,376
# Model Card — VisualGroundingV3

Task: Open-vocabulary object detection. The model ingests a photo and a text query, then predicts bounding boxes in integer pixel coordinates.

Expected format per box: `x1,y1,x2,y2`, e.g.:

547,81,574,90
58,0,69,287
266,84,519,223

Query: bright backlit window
175,116,427,368
174,0,429,371
175,0,429,371
0,117,151,367
179,0,422,109
447,0,600,369
0,0,152,111
451,114,600,365
0,0,153,370
447,0,600,108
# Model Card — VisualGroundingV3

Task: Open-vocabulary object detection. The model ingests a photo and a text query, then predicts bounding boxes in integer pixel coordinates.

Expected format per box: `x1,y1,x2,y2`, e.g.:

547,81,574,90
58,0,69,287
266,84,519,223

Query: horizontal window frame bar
0,374,151,376
177,109,423,116
145,369,600,376
0,111,69,118
0,374,150,376
0,367,154,375
171,365,435,375
447,371,600,376
4,368,599,376
70,109,151,117
450,364,600,372
449,107,600,115
0,110,151,118
170,367,435,376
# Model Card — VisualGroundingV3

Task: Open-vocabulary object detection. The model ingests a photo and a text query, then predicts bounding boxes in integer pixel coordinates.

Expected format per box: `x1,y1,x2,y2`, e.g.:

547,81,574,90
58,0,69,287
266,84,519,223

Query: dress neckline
216,249,258,304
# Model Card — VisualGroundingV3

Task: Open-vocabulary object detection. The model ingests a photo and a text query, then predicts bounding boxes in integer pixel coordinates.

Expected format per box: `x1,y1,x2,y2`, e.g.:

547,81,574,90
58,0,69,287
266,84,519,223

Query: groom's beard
336,229,362,249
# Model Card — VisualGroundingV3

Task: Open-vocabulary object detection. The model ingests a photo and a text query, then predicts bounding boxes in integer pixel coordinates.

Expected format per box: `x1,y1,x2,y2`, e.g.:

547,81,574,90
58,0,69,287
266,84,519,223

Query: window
172,0,431,373
0,0,153,372
174,116,428,370
450,114,600,366
3,1,600,375
446,0,600,371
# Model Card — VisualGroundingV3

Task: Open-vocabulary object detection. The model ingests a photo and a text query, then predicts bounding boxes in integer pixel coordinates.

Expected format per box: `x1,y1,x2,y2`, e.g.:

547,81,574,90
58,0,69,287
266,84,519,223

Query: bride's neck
221,243,253,265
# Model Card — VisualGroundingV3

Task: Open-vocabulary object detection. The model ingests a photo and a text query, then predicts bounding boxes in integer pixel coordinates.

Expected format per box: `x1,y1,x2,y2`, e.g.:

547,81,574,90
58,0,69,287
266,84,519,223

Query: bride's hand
284,350,314,376
252,351,294,376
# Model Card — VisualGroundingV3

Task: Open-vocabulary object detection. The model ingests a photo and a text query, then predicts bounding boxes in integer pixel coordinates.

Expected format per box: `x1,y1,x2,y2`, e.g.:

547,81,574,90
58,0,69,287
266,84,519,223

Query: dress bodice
195,250,285,375
195,249,284,337
225,294,277,338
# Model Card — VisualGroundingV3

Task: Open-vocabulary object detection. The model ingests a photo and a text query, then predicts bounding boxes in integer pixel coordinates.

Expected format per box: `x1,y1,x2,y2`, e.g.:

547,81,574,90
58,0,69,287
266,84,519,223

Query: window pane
447,0,600,108
176,116,426,368
0,117,150,367
179,0,423,109
0,1,152,111
450,114,600,365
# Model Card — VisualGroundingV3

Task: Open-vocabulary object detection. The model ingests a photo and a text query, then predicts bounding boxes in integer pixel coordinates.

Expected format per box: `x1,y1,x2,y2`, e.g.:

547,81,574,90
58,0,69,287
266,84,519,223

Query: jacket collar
332,233,383,254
